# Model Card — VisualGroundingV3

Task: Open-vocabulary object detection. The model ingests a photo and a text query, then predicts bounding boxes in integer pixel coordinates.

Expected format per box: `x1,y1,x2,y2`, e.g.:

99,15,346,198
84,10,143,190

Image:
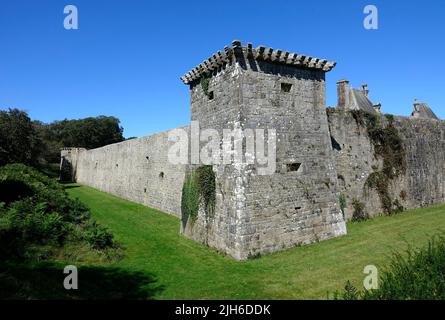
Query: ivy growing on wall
351,110,406,215
200,74,211,97
351,198,368,221
181,165,216,223
181,170,200,222
339,193,347,219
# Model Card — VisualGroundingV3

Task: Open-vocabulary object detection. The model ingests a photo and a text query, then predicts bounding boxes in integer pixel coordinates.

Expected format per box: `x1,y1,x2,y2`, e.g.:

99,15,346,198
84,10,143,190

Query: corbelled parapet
180,40,336,84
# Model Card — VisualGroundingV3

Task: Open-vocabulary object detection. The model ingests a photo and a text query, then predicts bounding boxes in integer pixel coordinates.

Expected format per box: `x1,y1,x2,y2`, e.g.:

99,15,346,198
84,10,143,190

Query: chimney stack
373,103,382,113
362,84,369,97
337,80,350,110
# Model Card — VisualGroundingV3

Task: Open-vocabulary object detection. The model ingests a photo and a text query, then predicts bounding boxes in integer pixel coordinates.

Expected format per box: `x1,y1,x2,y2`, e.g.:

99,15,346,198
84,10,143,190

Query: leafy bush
351,199,368,222
84,221,115,249
0,179,34,204
200,74,211,97
338,235,445,300
0,164,116,260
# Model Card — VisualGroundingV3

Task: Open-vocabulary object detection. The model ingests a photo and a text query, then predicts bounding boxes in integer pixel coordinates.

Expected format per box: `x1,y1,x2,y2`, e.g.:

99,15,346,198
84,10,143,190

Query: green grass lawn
64,184,445,299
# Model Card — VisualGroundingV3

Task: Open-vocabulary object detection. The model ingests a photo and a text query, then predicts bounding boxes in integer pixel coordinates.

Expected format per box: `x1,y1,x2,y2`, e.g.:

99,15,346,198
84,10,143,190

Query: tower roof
180,40,336,84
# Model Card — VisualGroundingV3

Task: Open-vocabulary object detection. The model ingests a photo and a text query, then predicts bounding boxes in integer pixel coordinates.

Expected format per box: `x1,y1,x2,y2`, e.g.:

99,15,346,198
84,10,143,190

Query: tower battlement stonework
61,41,445,260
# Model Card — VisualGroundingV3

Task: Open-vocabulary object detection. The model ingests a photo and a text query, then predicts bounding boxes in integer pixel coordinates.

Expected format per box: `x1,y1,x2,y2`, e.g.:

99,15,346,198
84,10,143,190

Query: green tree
47,116,124,150
1,108,125,166
0,108,42,166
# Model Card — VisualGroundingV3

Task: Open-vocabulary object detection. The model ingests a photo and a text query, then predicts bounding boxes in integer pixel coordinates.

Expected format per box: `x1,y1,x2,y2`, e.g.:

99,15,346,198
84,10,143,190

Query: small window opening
208,91,214,100
286,163,301,172
281,83,292,93
115,163,118,168
159,172,164,179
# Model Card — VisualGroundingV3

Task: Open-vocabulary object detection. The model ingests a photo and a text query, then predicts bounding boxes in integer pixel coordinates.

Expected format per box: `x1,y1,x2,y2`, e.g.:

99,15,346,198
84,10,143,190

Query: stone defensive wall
61,40,445,259
328,111,445,220
61,127,189,218
62,111,445,226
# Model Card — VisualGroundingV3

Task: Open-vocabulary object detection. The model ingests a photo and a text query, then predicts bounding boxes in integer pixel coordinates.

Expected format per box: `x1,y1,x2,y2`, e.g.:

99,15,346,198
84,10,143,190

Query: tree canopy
0,109,42,166
0,108,125,165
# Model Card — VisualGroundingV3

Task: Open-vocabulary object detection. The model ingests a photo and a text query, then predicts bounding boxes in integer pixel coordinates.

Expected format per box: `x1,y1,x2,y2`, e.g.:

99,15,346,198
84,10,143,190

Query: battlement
180,40,336,84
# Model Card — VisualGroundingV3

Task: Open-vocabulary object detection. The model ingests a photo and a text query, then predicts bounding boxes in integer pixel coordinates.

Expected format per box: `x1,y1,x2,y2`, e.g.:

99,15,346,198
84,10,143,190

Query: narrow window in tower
287,163,301,172
208,91,214,100
281,83,292,93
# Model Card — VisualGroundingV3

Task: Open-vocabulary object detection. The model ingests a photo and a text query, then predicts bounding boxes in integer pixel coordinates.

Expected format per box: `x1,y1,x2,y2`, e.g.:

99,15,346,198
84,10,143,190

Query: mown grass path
67,184,445,299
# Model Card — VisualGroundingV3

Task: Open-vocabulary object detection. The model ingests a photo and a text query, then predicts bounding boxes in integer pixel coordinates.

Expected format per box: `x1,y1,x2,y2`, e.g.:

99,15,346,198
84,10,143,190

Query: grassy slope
66,184,445,300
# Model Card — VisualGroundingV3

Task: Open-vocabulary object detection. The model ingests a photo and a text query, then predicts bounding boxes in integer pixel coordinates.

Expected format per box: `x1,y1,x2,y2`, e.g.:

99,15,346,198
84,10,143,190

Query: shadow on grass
0,261,163,300
62,185,80,190
60,182,80,190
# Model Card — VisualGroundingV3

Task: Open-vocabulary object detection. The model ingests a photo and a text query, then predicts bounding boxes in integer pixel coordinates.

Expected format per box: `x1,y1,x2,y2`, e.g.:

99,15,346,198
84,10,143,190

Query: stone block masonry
62,128,189,218
62,40,444,260
181,41,346,259
328,111,445,220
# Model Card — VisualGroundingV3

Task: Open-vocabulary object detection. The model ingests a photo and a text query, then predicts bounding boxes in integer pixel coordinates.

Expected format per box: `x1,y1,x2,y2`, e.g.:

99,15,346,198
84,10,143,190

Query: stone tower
180,41,347,259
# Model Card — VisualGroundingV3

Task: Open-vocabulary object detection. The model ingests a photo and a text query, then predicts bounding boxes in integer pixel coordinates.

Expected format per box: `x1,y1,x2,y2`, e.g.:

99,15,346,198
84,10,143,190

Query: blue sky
1,0,444,138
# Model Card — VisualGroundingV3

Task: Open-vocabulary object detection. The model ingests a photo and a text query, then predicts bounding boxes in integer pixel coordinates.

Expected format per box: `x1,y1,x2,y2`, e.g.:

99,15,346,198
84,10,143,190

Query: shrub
200,74,211,97
392,199,404,214
338,235,445,300
384,113,395,125
0,164,116,260
351,199,368,222
84,221,115,250
0,180,34,204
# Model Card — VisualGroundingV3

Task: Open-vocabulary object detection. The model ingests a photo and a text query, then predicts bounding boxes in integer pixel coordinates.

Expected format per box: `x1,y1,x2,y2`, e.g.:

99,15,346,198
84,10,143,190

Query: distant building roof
411,102,439,120
350,89,377,114
336,81,381,113
180,40,336,84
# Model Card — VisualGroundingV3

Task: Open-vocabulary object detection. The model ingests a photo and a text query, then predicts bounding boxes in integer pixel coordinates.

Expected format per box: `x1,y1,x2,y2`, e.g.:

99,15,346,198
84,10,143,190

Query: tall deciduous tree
0,108,42,166
1,108,126,166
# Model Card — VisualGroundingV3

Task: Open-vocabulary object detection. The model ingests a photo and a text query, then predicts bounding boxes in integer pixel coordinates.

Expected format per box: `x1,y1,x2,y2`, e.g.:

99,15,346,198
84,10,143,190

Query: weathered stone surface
61,41,444,260
328,111,445,219
182,45,346,259
61,129,189,217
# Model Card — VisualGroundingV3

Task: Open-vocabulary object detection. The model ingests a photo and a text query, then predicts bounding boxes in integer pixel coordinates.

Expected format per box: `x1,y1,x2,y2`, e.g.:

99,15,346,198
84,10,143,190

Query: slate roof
349,89,377,114
411,102,439,120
